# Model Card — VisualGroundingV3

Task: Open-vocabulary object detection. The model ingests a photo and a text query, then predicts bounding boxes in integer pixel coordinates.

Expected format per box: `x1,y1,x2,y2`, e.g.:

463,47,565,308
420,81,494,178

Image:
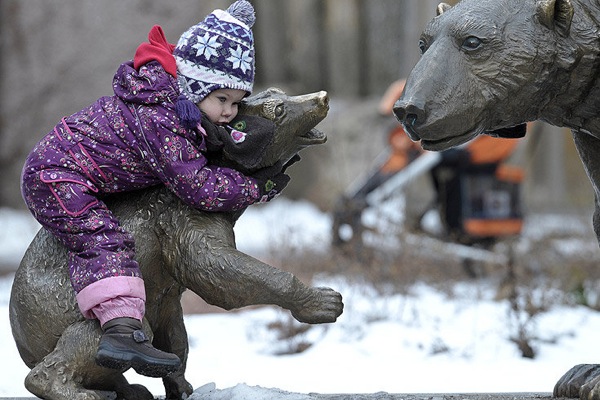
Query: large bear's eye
462,36,482,50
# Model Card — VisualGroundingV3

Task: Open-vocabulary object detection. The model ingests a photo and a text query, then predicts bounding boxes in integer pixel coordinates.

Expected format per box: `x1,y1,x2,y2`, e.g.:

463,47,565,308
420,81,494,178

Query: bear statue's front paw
290,287,343,324
163,372,194,400
554,364,600,399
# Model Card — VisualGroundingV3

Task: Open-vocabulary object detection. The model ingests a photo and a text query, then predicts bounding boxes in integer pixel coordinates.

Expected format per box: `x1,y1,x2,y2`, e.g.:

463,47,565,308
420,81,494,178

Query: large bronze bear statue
10,88,343,400
393,0,600,399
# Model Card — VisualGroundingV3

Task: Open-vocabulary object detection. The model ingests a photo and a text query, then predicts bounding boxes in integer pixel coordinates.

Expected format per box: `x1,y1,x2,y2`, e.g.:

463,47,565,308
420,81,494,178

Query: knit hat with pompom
173,0,255,128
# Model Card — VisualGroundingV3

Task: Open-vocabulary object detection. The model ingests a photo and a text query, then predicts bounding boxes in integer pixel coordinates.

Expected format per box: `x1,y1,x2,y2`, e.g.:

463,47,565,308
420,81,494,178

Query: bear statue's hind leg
163,372,194,400
26,363,153,400
148,303,193,399
25,323,107,400
132,313,193,398
113,383,154,400
26,360,101,400
25,320,154,400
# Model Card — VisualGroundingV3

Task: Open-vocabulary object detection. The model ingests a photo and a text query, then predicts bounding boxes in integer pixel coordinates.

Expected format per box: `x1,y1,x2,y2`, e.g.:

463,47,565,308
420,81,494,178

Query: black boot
95,317,181,377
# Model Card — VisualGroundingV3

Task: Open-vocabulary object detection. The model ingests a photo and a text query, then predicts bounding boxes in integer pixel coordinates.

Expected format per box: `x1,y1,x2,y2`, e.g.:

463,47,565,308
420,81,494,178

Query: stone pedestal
0,393,563,400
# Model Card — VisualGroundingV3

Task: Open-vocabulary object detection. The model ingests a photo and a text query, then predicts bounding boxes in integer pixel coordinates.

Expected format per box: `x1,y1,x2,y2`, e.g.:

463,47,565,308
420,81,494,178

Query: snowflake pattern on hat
194,33,221,60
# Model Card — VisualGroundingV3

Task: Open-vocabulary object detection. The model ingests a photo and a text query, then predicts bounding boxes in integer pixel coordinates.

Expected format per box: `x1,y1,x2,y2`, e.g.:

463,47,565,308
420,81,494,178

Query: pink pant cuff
91,296,146,326
76,276,146,323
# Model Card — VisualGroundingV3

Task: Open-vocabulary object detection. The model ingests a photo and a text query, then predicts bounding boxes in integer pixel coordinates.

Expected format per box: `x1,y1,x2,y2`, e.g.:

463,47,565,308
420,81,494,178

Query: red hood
134,25,177,78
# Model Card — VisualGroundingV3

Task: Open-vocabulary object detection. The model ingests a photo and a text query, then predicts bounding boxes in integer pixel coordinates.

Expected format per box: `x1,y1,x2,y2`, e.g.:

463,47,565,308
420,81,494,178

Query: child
20,0,286,378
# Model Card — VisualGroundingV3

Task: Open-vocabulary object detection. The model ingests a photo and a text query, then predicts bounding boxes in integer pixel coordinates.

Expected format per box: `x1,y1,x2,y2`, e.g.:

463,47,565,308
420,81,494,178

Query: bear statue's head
206,87,329,174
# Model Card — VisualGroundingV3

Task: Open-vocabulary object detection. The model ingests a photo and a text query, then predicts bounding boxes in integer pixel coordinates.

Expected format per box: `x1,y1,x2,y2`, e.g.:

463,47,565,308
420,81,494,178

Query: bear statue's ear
536,0,574,37
436,2,452,16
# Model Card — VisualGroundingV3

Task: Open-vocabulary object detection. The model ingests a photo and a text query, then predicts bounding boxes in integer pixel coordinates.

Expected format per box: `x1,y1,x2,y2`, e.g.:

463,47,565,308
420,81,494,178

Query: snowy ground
1,199,600,398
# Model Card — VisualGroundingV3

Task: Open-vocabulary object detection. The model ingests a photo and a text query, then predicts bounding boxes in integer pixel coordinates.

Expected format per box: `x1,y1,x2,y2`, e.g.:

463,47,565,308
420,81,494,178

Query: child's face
198,88,246,125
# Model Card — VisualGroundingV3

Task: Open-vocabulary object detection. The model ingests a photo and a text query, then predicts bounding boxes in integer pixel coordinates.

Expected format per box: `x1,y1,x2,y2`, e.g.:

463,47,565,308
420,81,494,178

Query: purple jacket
24,60,261,213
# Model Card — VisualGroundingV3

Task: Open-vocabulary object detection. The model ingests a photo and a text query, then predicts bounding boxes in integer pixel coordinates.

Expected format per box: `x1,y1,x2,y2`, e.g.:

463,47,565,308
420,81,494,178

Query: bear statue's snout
393,98,426,141
314,91,329,116
293,90,330,129
287,90,329,146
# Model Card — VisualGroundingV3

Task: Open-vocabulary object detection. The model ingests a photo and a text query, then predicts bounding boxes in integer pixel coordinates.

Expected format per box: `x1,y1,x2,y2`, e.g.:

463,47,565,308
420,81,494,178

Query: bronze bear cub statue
10,88,343,400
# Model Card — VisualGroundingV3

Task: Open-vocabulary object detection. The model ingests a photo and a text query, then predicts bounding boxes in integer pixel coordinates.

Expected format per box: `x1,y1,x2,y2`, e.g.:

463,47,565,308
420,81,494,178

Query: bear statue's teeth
300,128,327,144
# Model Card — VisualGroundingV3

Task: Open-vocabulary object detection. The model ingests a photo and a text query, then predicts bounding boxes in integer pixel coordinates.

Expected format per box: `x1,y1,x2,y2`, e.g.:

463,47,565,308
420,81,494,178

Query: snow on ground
1,199,600,398
0,207,40,269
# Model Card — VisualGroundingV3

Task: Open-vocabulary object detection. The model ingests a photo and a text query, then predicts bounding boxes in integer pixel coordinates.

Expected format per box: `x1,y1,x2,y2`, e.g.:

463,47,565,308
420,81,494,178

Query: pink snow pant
21,169,145,326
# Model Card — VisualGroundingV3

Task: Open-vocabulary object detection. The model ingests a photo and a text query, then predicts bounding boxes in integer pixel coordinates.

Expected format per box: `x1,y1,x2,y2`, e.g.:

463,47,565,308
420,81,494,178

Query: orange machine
332,80,525,249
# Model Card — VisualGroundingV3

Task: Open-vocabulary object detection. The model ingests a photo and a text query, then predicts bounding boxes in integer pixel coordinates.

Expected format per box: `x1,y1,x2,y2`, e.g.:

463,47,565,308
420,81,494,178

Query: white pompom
226,0,256,27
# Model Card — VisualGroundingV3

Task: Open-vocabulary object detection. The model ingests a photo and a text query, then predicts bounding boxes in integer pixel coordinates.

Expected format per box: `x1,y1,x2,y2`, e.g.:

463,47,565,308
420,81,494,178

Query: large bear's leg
572,130,600,245
554,364,600,399
178,242,343,324
553,131,600,399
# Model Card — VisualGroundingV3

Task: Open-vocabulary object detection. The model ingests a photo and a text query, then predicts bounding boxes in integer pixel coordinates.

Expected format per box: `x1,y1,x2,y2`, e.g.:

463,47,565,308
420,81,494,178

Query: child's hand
282,154,301,172
200,119,227,152
251,161,291,202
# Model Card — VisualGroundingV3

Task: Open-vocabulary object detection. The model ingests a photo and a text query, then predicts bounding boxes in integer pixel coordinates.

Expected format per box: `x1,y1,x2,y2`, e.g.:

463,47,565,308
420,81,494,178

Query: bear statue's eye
274,104,284,117
262,100,285,120
418,39,428,54
462,36,482,51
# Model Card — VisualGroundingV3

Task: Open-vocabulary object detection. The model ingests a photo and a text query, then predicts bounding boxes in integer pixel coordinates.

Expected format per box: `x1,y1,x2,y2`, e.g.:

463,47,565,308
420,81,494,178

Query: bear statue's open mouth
298,128,327,146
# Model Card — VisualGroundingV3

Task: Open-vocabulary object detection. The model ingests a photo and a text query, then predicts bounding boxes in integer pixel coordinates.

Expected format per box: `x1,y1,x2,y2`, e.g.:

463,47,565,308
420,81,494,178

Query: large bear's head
394,0,582,151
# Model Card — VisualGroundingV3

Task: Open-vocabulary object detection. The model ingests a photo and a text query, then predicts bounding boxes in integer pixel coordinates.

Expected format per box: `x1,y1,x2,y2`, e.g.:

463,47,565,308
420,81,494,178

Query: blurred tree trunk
0,0,591,213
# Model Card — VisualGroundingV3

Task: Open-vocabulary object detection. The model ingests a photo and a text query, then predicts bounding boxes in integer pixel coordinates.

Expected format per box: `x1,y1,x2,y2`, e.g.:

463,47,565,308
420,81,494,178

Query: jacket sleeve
135,106,261,212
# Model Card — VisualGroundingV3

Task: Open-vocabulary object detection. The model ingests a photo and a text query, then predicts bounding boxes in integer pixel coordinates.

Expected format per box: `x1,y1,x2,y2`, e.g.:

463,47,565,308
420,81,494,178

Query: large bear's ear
536,0,574,37
436,3,452,16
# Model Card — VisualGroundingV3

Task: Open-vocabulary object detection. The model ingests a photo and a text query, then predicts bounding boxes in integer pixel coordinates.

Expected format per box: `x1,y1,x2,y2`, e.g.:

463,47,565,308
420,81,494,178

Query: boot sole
96,345,180,378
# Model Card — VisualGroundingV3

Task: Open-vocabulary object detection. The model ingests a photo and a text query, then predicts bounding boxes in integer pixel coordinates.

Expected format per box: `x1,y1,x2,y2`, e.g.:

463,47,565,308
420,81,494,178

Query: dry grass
182,211,600,357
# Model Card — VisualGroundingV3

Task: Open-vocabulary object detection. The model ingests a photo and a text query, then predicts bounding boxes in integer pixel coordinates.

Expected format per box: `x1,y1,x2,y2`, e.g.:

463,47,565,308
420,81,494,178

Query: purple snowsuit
21,60,261,324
